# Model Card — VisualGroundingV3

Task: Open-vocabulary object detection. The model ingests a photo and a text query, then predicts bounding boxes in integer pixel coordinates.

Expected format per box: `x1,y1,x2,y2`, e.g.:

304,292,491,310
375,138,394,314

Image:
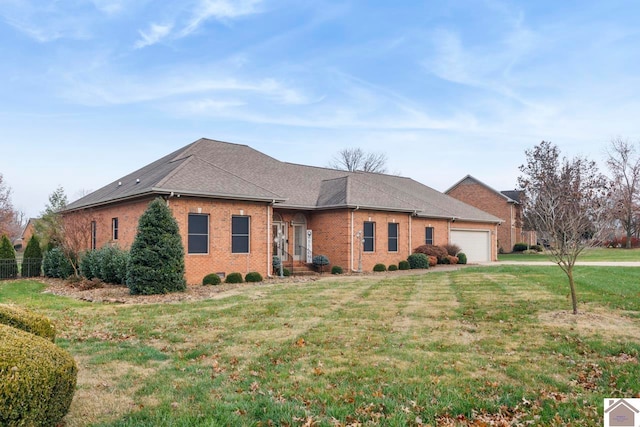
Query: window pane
232,216,249,234
363,221,375,252
388,223,398,252
232,216,250,253
189,214,208,234
426,227,434,245
232,236,249,253
188,235,208,254
188,214,209,254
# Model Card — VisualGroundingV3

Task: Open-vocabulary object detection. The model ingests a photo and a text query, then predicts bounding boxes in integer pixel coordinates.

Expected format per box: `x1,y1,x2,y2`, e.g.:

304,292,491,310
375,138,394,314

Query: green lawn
2,266,640,426
498,247,640,262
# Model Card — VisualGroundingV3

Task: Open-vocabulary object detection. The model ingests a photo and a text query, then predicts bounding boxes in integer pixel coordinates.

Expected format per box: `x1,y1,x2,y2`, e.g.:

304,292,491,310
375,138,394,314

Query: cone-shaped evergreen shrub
127,198,186,295
42,248,74,279
0,235,18,279
22,235,43,277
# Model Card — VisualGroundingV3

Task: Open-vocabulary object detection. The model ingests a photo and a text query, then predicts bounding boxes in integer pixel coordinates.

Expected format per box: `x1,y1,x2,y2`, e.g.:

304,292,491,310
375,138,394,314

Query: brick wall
447,182,520,252
65,196,272,285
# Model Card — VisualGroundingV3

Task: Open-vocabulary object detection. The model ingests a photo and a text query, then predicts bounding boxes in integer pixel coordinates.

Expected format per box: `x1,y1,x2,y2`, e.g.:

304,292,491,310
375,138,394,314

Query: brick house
446,175,535,253
64,139,502,284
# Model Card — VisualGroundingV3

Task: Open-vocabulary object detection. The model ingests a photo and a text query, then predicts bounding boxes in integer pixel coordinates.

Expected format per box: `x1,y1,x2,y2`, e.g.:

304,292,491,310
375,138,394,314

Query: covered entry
450,229,491,263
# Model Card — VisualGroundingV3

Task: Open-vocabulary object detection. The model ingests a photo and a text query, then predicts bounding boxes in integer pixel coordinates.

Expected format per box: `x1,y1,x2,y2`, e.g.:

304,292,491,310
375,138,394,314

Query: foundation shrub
99,246,128,284
373,263,386,272
0,324,77,427
331,266,343,275
447,255,459,264
127,198,186,295
513,242,529,252
0,304,55,342
225,273,244,284
428,256,437,267
283,268,291,277
443,243,461,256
202,274,221,286
457,253,467,264
407,253,429,269
398,260,410,270
42,248,74,279
413,244,448,263
80,249,100,280
388,264,398,271
245,272,263,283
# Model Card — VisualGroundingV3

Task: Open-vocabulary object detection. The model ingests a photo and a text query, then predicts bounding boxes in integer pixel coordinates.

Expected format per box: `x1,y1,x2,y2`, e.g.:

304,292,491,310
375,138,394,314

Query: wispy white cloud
0,1,93,42
134,22,173,48
180,0,263,37
90,0,128,16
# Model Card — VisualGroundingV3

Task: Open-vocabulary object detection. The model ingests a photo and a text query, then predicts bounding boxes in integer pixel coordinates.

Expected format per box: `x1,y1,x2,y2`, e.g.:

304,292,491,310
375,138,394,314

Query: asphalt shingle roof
66,138,501,223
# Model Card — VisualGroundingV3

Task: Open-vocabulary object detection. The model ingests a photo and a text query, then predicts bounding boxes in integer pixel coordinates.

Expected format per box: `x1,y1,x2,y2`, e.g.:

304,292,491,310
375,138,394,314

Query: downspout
267,201,274,278
351,206,360,272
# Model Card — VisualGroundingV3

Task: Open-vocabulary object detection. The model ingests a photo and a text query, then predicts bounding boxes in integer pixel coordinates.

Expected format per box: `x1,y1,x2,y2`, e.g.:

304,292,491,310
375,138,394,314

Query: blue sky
2,0,639,218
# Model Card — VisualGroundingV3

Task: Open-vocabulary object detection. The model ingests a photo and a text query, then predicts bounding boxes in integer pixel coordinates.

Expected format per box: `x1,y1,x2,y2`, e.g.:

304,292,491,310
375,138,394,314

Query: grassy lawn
498,247,640,262
2,266,640,426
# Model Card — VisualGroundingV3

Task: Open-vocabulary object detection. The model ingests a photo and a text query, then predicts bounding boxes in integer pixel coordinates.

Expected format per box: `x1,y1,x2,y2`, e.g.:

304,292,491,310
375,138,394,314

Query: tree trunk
567,267,578,315
627,228,633,249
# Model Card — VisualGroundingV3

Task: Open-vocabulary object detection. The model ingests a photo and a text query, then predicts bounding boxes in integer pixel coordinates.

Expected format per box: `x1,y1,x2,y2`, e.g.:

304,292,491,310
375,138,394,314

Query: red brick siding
64,197,271,285
447,183,521,252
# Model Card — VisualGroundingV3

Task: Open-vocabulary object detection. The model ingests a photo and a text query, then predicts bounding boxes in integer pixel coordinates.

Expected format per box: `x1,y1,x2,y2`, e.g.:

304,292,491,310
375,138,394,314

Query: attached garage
450,229,491,263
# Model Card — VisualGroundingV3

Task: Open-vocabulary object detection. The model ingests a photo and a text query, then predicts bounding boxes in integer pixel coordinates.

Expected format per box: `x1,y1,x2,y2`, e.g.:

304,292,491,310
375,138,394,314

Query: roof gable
446,175,519,204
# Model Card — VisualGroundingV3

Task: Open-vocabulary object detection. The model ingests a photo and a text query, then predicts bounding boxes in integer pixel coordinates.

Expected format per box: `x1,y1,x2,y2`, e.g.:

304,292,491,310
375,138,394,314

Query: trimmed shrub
530,244,543,252
272,256,282,270
245,272,263,283
331,266,343,275
388,264,398,271
127,198,186,295
447,255,459,265
443,243,461,256
22,235,43,278
0,324,77,427
0,235,18,279
225,272,244,284
283,268,291,277
80,249,100,280
457,253,467,264
398,260,410,270
99,246,128,284
0,304,56,342
413,244,448,263
312,255,329,267
202,273,221,286
373,263,386,272
427,256,437,267
43,247,74,279
407,253,429,269
513,242,529,252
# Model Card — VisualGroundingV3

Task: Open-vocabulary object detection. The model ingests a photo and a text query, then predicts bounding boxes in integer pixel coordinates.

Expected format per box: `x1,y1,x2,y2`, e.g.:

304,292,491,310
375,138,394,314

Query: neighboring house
64,139,502,284
446,175,535,253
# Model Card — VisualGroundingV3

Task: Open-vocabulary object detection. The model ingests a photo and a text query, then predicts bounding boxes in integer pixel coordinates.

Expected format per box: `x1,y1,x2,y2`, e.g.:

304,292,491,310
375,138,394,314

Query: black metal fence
0,258,42,280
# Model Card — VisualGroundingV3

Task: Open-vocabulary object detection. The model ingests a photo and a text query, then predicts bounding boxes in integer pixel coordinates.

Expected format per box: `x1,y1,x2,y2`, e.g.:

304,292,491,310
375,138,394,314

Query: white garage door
450,230,491,263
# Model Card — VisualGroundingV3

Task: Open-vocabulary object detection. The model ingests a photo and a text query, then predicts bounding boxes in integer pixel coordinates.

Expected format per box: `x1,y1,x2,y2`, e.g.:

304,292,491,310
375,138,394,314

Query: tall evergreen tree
22,235,43,277
127,198,186,295
0,234,18,279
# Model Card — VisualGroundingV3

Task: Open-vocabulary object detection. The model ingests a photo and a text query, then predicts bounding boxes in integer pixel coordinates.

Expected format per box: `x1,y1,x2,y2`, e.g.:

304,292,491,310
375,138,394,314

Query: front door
293,224,305,261
272,222,287,261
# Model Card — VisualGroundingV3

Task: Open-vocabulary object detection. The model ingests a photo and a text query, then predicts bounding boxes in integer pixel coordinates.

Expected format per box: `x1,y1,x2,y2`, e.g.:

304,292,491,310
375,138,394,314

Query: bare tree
60,210,94,277
606,137,640,248
0,173,24,239
329,148,388,173
518,141,608,315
